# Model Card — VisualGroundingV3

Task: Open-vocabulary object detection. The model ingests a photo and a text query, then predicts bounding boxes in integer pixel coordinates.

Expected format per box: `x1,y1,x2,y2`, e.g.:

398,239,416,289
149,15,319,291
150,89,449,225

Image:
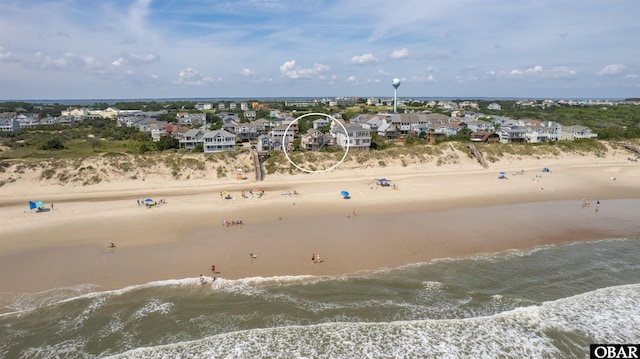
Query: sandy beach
1,149,639,301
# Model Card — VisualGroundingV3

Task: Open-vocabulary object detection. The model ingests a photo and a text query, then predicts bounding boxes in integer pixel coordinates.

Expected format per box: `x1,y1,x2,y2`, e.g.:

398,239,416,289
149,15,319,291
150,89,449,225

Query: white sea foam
21,338,87,359
130,298,174,320
0,283,98,316
105,283,640,359
58,295,108,333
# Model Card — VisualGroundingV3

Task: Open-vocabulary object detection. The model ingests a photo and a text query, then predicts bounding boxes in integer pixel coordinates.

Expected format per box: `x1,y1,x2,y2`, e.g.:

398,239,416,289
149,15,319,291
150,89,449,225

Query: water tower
392,78,401,113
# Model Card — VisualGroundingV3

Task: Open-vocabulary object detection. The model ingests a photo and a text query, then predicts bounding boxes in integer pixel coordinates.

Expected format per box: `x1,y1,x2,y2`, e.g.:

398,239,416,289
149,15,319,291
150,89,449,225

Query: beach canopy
29,200,44,210
340,190,350,197
375,178,391,186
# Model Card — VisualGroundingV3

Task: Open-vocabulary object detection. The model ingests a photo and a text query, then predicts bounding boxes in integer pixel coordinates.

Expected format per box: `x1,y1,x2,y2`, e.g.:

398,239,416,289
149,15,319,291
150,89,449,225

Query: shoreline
1,154,639,305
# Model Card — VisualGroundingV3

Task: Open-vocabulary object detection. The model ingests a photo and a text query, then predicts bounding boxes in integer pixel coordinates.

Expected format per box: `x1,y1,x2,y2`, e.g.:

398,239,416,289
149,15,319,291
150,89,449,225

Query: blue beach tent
29,200,44,210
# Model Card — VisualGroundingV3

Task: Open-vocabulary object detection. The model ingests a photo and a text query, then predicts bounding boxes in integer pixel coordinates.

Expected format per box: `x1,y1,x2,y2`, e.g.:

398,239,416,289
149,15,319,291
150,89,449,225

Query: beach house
300,128,334,151
202,129,236,153
332,122,371,151
179,128,206,150
560,125,598,140
0,118,20,132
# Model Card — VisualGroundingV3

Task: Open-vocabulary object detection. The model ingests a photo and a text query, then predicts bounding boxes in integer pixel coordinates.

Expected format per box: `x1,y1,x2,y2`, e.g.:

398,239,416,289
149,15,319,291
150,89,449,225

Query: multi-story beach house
300,129,334,151
523,122,562,143
559,125,598,141
430,122,462,138
202,130,236,153
256,134,284,152
496,127,528,143
88,107,120,119
460,119,495,133
0,118,20,132
176,113,206,126
179,128,206,150
223,122,259,142
195,102,213,110
331,121,371,151
270,124,295,147
61,108,89,117
313,118,330,129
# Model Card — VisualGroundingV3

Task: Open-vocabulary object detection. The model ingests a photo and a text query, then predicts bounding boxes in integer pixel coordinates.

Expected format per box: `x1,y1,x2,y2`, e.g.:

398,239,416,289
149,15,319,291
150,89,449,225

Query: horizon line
1,96,633,104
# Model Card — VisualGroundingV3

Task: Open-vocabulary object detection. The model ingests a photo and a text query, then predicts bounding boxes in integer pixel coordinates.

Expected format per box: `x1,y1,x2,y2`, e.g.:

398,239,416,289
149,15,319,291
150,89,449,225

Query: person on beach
109,241,116,248
312,253,315,263
211,264,216,273
199,274,205,285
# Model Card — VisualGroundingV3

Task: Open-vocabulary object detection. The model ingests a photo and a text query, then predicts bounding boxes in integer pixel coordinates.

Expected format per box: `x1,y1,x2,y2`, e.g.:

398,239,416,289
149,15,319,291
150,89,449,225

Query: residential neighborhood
3,97,637,153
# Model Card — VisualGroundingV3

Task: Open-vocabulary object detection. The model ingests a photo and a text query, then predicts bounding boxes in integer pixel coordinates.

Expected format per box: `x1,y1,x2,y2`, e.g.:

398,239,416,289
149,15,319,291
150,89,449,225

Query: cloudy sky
0,0,638,100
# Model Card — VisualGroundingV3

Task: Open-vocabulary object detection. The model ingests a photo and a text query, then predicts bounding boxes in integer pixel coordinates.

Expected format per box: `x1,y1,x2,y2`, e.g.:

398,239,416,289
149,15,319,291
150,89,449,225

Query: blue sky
0,0,638,100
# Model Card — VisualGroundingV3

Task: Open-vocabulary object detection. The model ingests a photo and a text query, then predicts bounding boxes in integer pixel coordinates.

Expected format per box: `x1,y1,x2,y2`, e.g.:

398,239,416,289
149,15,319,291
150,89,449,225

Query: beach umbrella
499,171,506,175
340,190,350,197
144,198,153,202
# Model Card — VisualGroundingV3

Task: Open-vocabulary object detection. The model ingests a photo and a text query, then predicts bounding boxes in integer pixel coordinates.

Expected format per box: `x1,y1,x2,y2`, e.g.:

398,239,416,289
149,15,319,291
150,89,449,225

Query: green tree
156,136,179,151
370,132,389,150
138,142,156,154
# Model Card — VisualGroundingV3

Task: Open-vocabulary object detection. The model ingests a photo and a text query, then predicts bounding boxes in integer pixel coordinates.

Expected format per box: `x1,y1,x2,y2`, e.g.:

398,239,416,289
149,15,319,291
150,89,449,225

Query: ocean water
1,238,639,358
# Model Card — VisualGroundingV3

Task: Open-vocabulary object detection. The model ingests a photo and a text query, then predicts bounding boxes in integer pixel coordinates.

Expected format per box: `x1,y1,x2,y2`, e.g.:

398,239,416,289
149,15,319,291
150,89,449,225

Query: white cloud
279,60,330,79
175,68,213,86
0,46,18,62
410,75,435,83
351,53,377,65
128,53,159,64
528,65,543,74
242,68,255,76
597,64,625,76
33,51,95,71
347,76,356,82
546,66,577,79
507,65,544,78
111,57,126,67
487,65,577,81
110,53,158,68
391,48,409,60
1,0,637,98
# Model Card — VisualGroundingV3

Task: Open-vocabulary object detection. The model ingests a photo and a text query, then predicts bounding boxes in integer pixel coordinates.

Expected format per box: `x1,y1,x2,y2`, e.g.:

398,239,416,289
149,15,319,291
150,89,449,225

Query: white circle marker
282,112,350,173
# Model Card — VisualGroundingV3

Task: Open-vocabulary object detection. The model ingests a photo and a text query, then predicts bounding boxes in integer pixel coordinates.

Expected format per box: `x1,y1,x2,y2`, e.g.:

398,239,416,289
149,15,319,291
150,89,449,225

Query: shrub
41,168,56,179
216,166,227,178
40,138,65,150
